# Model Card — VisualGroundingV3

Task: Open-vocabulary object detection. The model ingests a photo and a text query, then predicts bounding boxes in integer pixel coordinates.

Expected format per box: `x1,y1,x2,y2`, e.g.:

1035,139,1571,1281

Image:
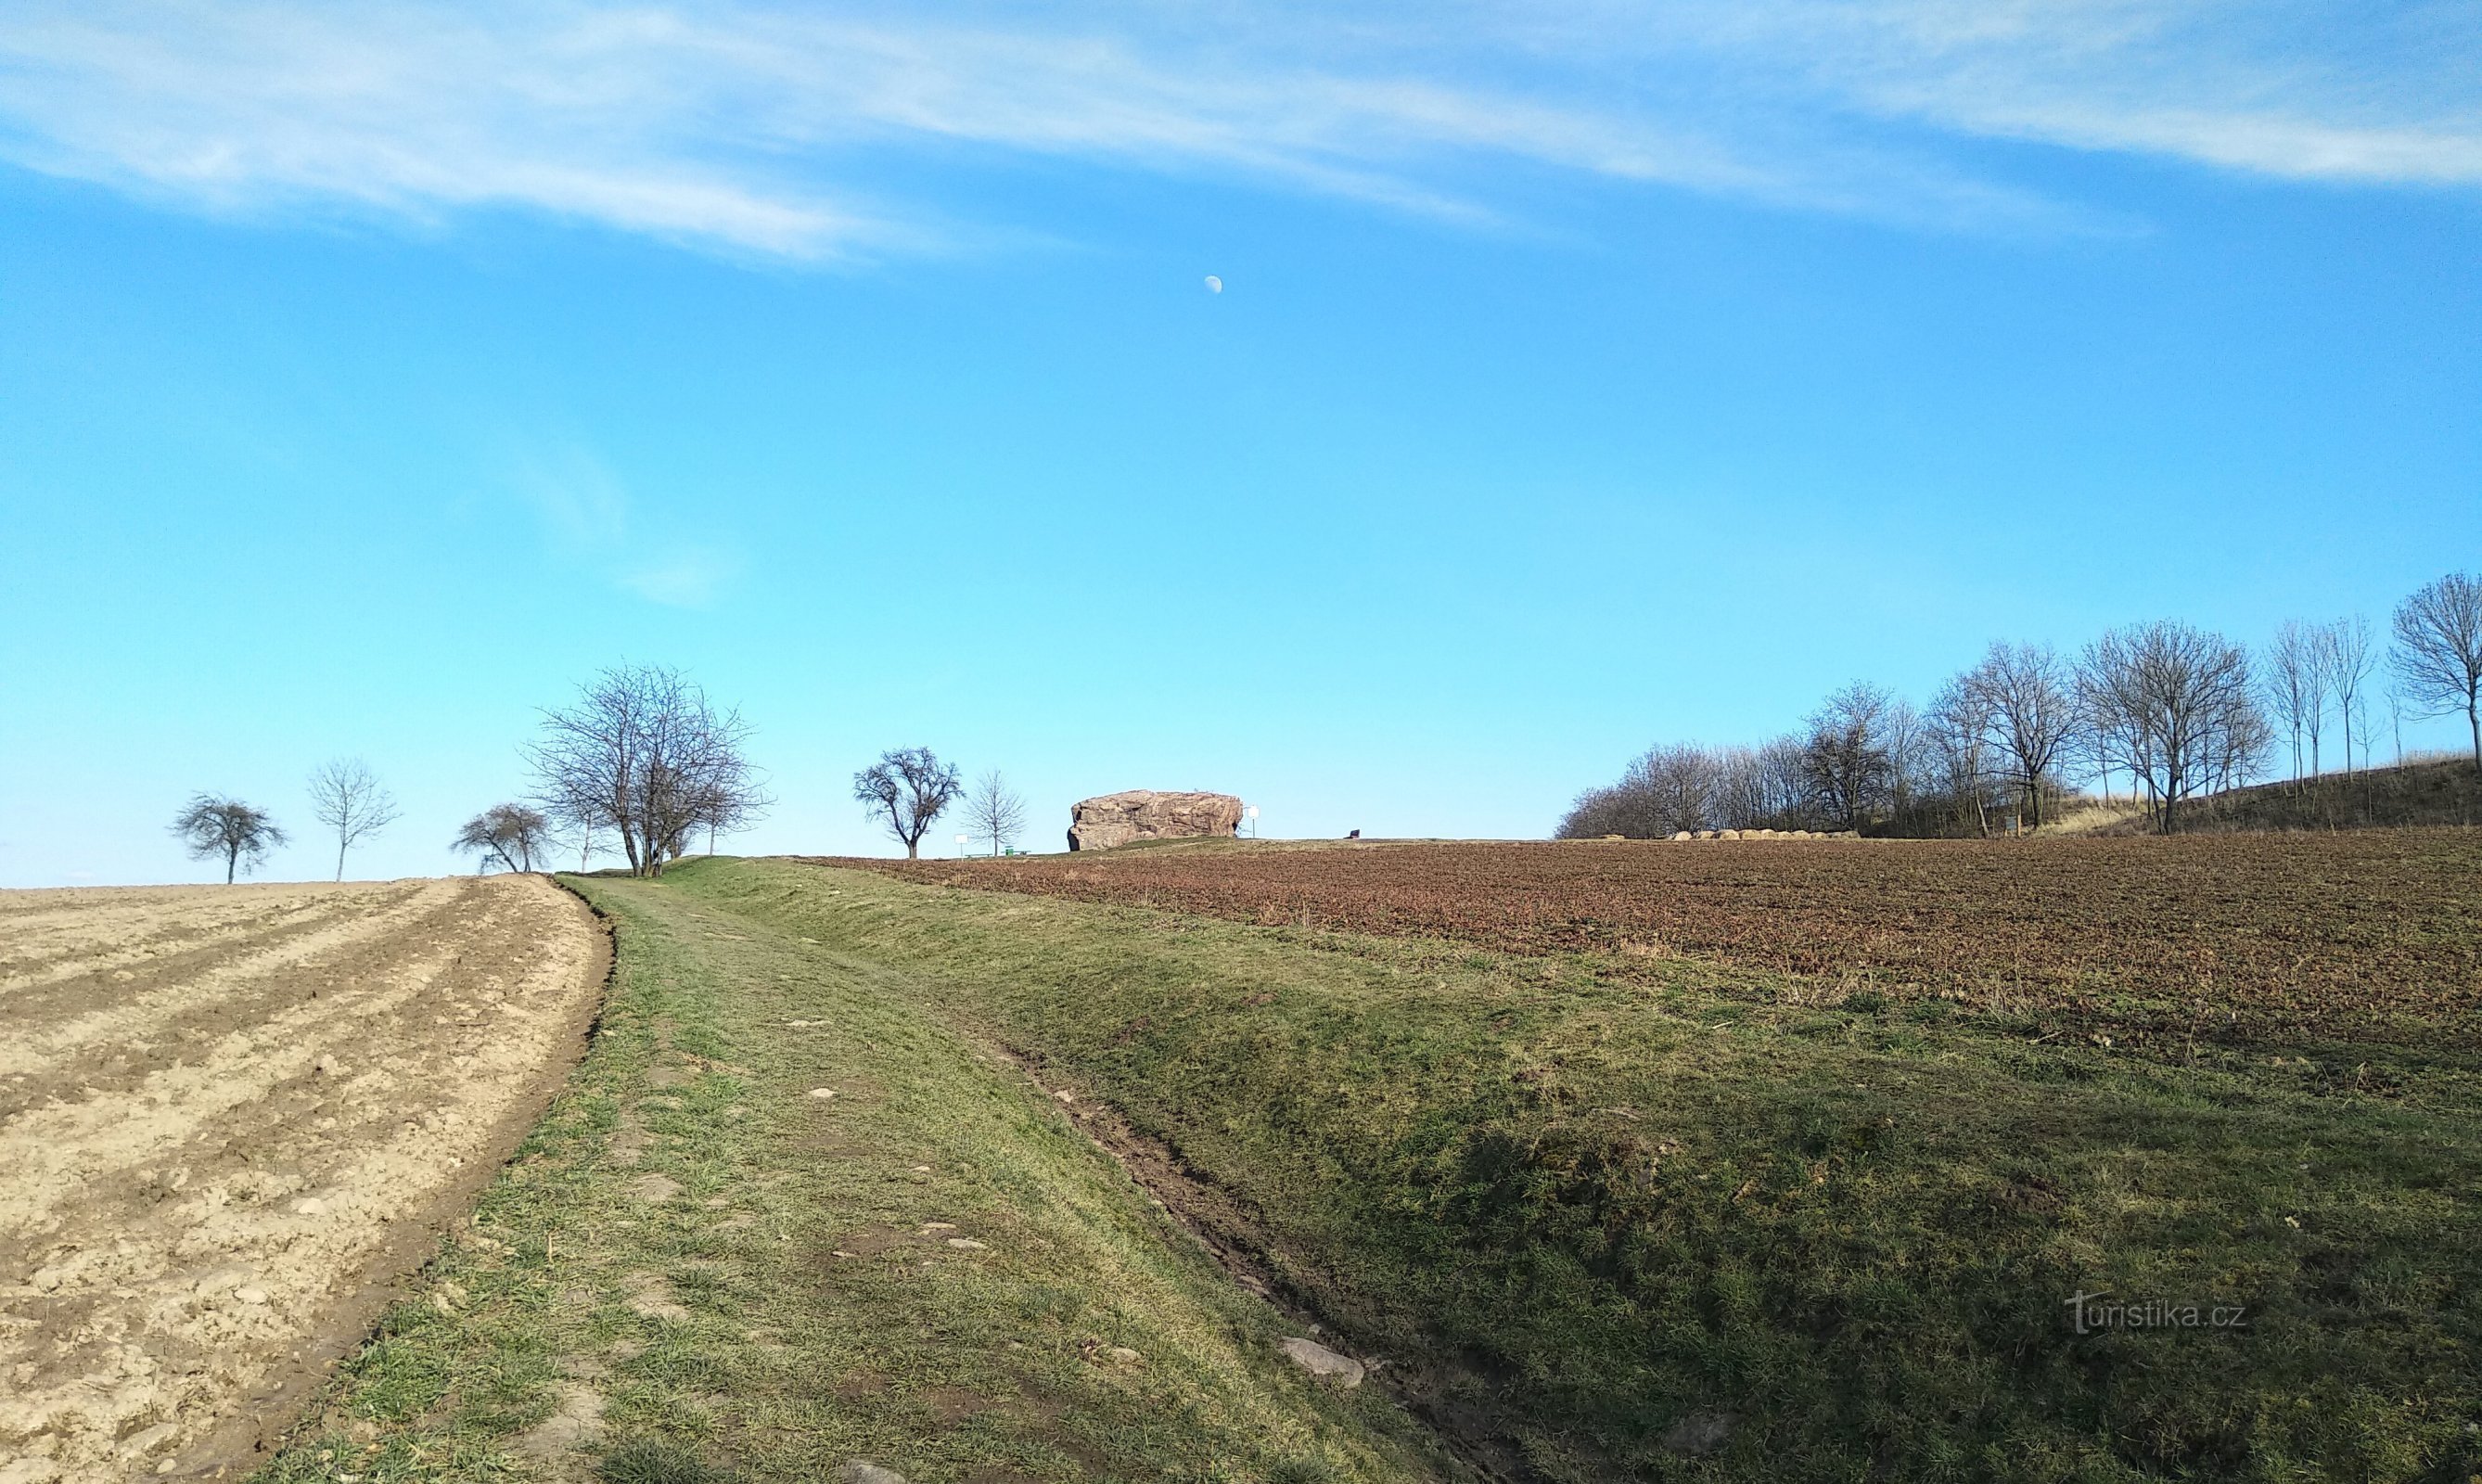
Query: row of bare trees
2263,617,2382,782
2261,576,2482,783
166,665,1056,881
168,664,774,883
852,747,1027,857
168,758,405,884
1561,571,2482,838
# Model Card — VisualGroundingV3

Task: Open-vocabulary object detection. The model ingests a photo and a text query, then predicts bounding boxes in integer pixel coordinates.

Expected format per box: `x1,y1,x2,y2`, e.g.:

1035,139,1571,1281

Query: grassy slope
2095,759,2482,834
251,874,1448,1484
673,858,2482,1484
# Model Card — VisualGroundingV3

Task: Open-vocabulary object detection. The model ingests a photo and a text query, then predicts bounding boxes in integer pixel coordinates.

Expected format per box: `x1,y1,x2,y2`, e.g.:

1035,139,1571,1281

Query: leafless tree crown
1801,682,1903,830
527,663,769,878
2392,572,2482,769
854,747,964,859
171,795,288,884
1927,674,2002,837
2263,620,2320,785
1957,643,2075,827
454,803,554,874
307,758,401,882
2320,614,2378,774
964,769,1029,855
2077,621,2270,832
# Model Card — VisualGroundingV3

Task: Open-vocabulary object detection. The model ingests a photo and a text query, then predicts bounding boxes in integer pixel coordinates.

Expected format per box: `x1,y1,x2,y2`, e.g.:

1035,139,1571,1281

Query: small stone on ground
1278,1337,1364,1387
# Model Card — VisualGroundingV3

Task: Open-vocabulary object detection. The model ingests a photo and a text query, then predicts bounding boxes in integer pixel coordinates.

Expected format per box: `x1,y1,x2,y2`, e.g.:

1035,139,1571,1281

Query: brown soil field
0,876,607,1484
856,832,2482,1046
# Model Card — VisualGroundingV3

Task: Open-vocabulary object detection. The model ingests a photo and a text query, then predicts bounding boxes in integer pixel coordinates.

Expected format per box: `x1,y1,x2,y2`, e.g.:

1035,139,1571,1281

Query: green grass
665,857,2482,1484
251,873,1450,1484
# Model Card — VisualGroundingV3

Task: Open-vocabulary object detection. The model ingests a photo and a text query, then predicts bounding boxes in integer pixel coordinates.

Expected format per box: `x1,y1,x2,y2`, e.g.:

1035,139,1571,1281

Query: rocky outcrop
1067,790,1244,851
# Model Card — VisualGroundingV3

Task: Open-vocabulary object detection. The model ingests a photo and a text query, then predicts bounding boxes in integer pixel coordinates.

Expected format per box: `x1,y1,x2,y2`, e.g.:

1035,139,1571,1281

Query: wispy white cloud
1716,0,2482,186
620,548,739,608
503,441,739,606
0,0,2473,257
509,443,633,554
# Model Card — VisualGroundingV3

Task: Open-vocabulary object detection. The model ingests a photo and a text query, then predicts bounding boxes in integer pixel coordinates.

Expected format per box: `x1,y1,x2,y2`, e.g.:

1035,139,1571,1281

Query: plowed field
0,876,606,1484
860,833,2482,1044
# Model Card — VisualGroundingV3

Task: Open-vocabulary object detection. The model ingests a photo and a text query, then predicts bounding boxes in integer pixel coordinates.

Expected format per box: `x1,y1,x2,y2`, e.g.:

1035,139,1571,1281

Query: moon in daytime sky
1203,275,1222,293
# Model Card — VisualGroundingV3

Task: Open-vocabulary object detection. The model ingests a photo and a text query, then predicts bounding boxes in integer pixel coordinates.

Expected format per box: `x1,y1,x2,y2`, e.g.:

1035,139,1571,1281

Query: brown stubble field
0,876,607,1484
864,832,2482,1050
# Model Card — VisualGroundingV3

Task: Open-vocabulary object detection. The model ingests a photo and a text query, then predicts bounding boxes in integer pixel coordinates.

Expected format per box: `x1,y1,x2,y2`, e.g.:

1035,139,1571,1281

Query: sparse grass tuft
597,1438,737,1484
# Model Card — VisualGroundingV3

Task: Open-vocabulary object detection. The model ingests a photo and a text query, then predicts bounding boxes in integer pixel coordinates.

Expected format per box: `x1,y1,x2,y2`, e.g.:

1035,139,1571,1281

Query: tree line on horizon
167,662,1034,882
1559,570,2482,838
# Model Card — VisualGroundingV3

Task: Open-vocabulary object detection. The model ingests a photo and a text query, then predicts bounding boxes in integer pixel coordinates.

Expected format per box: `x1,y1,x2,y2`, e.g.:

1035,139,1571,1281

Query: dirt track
0,876,607,1484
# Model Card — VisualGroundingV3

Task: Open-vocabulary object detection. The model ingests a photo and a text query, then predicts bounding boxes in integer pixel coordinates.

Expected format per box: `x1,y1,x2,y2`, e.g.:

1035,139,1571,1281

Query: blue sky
2,0,2477,885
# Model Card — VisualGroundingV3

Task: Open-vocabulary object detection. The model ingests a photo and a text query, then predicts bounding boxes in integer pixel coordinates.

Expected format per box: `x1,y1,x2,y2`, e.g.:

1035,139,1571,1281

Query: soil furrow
0,874,607,1484
0,884,420,1001
0,881,454,1083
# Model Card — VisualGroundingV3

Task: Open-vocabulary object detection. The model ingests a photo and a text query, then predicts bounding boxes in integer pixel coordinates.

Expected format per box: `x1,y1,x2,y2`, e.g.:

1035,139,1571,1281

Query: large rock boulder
1068,790,1244,851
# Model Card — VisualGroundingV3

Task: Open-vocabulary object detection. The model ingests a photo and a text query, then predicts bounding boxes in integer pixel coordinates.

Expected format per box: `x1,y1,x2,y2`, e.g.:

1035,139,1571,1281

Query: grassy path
252,873,1448,1484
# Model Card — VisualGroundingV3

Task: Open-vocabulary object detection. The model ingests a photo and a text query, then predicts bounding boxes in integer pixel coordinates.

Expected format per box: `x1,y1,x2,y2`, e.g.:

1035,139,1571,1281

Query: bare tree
569,824,600,873
854,747,964,858
1555,784,1630,839
1711,745,1775,831
2320,615,2378,775
963,769,1029,856
1757,736,1816,827
1627,744,1721,836
528,664,769,878
2263,620,2318,786
172,795,288,884
1958,642,2076,827
306,758,401,882
454,803,553,874
1801,682,1900,830
1881,697,1933,825
2078,621,2270,832
2392,572,2482,770
1928,673,2000,837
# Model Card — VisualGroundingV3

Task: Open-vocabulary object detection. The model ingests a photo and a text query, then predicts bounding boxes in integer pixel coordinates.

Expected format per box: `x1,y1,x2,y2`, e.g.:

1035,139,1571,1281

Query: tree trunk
335,838,346,882
225,845,238,885
905,840,919,859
